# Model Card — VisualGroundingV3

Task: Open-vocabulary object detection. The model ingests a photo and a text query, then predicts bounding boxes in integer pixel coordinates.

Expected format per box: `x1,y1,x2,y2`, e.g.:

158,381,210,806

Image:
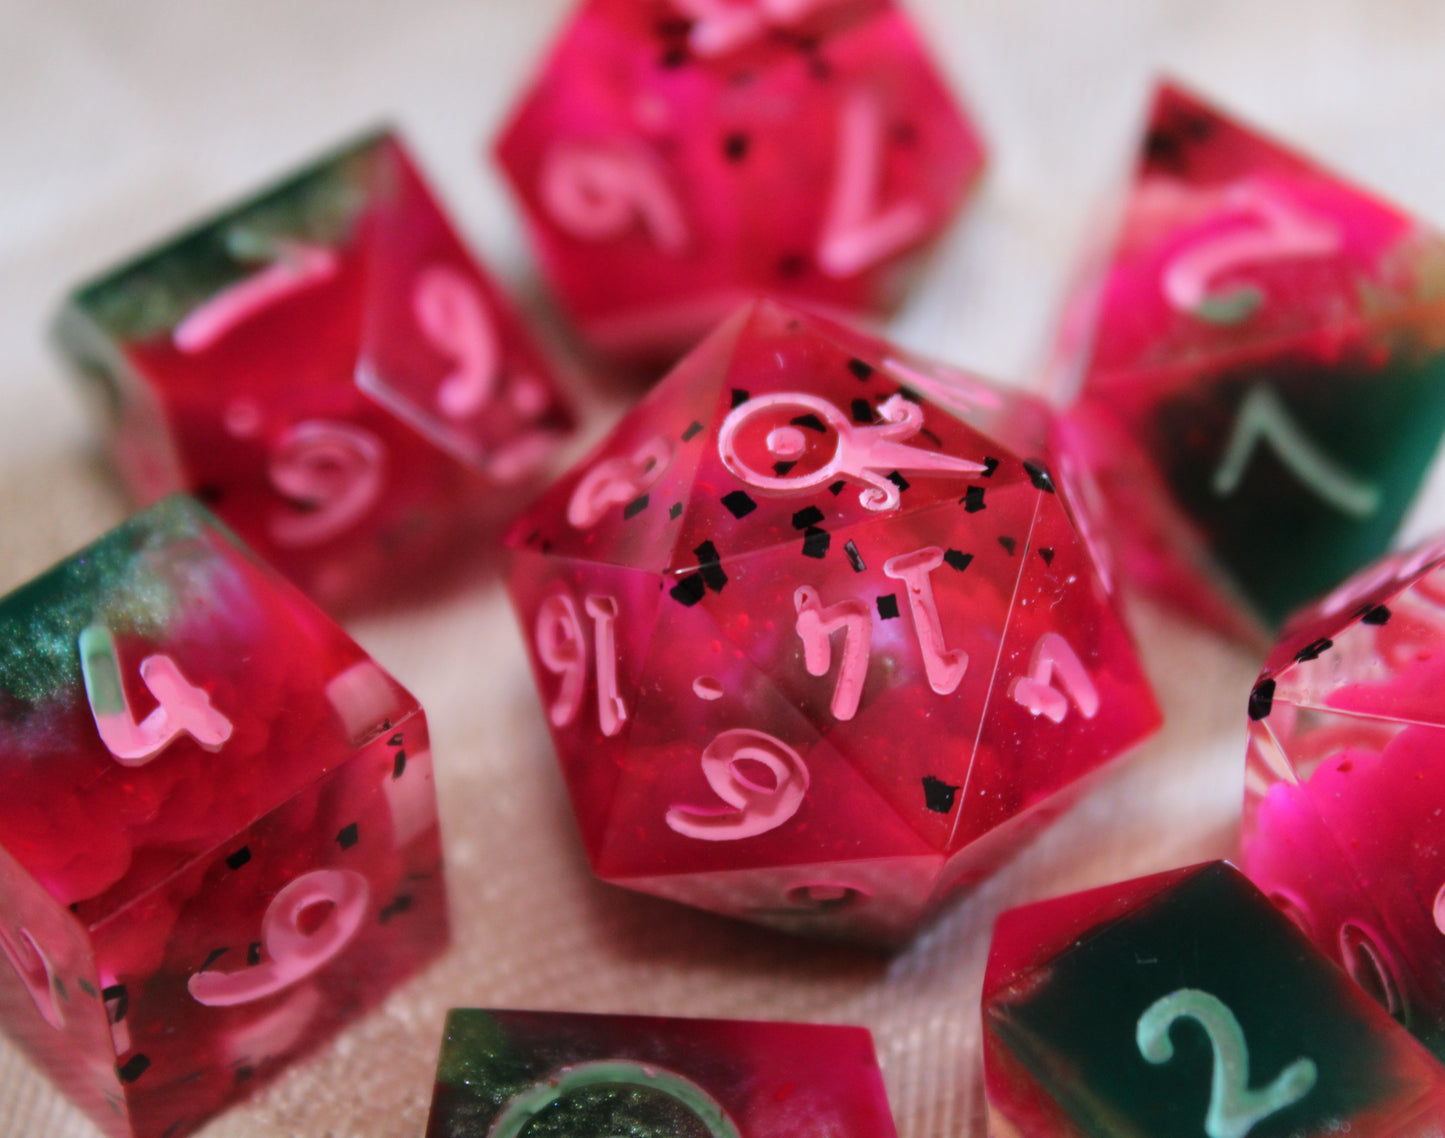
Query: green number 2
1137,989,1317,1138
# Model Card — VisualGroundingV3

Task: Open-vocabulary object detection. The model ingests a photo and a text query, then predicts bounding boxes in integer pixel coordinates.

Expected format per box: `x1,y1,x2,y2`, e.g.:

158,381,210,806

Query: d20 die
982,862,1445,1138
1052,80,1445,639
0,496,447,1138
505,299,1159,945
55,129,574,613
425,1009,896,1138
1241,531,1445,1060
494,0,985,360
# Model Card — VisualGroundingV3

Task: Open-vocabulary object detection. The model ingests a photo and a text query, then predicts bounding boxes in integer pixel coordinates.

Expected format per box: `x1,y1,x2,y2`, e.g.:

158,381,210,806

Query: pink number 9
268,420,385,547
187,868,369,1007
666,729,810,841
412,265,501,420
541,144,689,255
535,594,587,729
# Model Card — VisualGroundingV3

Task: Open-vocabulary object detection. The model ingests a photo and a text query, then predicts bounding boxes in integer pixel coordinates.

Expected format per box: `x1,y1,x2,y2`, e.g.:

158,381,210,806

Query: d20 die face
507,300,1157,942
0,497,447,1138
982,863,1445,1138
1057,80,1445,634
495,0,984,359
426,1009,897,1138
55,130,573,613
1243,537,1445,1058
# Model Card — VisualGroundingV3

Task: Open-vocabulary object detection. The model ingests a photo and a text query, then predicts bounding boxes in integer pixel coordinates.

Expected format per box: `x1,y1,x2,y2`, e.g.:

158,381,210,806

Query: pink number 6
541,143,689,255
412,265,501,420
268,420,385,547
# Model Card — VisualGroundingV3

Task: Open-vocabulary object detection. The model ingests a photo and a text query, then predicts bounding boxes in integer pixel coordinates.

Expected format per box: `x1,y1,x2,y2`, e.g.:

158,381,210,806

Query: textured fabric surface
3,2,1445,1135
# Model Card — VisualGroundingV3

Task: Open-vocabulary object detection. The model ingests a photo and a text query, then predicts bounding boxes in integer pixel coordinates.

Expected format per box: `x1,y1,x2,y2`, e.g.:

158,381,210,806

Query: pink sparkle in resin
494,0,986,360
504,300,1159,944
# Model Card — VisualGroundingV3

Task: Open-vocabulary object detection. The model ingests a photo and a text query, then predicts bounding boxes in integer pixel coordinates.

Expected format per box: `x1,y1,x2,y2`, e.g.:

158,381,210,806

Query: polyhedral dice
0,496,447,1138
505,299,1159,944
55,129,574,613
425,1009,896,1138
1241,531,1445,1060
982,861,1445,1138
1052,80,1445,640
494,0,985,360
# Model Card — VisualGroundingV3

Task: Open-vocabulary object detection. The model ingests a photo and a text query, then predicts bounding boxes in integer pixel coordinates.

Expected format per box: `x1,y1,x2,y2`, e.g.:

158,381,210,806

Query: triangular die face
505,308,748,571
962,491,1160,853
596,589,935,880
1085,79,1436,390
672,300,1022,569
506,550,666,863
353,137,573,479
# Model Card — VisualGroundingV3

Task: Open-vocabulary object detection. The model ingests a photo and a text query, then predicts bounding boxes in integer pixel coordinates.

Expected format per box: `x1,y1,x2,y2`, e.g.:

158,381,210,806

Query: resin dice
1241,531,1445,1060
1052,81,1445,639
505,299,1159,944
426,1009,896,1138
55,129,574,613
0,497,447,1138
983,862,1445,1138
495,0,985,360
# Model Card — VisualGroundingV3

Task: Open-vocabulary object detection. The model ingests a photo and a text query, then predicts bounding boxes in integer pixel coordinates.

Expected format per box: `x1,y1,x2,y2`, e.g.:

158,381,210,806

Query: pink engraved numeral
1163,181,1341,323
818,89,929,278
268,419,385,547
0,926,63,1029
174,243,338,353
187,868,369,1007
534,591,629,737
666,728,809,841
672,0,845,57
1009,632,1099,723
78,624,232,766
882,548,967,695
541,143,689,254
794,585,871,720
412,264,501,420
568,436,674,528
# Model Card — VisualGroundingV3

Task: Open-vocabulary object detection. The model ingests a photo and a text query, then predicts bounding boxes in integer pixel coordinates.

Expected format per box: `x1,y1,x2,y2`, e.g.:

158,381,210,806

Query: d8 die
982,862,1445,1138
55,129,574,613
495,0,985,360
505,299,1159,945
0,496,447,1138
1052,80,1445,639
1241,532,1445,1060
426,1009,896,1138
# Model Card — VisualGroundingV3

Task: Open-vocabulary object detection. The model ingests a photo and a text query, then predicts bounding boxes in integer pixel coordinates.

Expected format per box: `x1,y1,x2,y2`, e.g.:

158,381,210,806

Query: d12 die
983,862,1445,1138
55,129,574,613
505,299,1159,945
494,0,985,360
1241,531,1445,1060
1052,80,1445,639
426,1009,896,1138
0,497,447,1138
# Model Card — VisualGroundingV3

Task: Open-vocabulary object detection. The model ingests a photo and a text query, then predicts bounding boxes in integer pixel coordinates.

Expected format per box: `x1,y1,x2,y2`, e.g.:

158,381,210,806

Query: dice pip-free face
425,1009,897,1138
494,0,985,360
505,300,1159,945
982,862,1445,1138
1241,532,1445,1061
55,129,574,613
0,497,447,1138
1053,81,1445,639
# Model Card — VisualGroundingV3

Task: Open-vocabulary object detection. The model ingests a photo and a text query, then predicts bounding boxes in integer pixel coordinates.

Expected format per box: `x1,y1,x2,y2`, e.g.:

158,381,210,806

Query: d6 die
982,862,1445,1138
505,299,1158,945
1241,532,1445,1060
495,0,985,360
0,496,447,1138
1052,80,1445,639
55,129,574,613
426,1009,896,1138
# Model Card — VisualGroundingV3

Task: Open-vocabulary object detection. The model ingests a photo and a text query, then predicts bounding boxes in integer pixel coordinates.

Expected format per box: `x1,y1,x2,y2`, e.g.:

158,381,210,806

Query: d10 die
0,497,447,1138
1241,532,1445,1060
495,0,985,360
982,862,1445,1138
426,1009,896,1138
505,299,1159,945
55,129,574,613
1052,80,1445,639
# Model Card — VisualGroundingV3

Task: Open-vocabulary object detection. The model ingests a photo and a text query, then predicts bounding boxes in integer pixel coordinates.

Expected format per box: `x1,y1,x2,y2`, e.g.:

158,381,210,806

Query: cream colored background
4,2,1445,1135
